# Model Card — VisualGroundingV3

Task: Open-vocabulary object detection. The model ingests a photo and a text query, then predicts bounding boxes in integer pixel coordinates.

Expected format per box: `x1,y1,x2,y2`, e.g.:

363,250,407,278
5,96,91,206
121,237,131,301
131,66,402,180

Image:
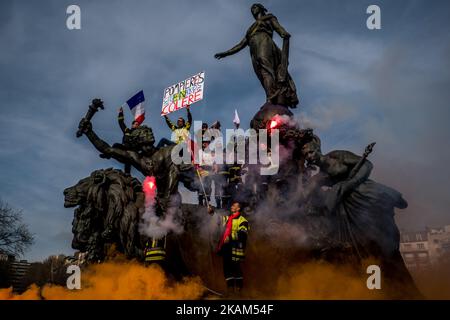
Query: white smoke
296,103,359,130
138,182,184,239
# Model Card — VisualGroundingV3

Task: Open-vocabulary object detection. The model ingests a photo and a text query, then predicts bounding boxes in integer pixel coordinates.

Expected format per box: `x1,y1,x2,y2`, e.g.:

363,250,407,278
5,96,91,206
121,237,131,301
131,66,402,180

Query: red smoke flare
143,176,157,206
269,119,279,129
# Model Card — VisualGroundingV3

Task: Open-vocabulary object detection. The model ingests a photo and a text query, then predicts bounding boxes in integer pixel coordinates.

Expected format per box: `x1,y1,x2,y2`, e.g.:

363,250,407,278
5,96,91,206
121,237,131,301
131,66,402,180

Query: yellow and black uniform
228,165,243,184
217,211,249,292
164,108,192,144
144,237,166,264
221,164,243,208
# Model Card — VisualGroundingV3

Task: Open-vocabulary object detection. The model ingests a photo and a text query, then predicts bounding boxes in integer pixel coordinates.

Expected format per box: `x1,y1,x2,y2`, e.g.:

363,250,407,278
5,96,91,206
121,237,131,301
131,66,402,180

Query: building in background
427,225,450,264
400,225,450,272
400,230,430,271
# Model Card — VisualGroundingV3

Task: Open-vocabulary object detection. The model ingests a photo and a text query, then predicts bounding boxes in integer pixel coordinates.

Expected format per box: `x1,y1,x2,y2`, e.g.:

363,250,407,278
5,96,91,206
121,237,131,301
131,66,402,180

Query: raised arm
186,106,192,129
323,151,373,213
79,118,143,172
117,107,129,134
347,160,373,187
164,115,176,131
214,37,248,59
341,151,373,191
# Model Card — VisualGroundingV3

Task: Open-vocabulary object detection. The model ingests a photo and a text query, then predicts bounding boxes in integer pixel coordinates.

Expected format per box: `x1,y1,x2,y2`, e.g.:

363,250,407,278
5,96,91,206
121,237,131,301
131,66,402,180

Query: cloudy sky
1,0,449,261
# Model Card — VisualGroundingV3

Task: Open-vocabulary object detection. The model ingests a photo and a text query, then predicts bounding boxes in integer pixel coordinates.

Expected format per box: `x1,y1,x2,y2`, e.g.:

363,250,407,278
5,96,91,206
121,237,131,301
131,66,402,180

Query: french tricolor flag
123,90,145,125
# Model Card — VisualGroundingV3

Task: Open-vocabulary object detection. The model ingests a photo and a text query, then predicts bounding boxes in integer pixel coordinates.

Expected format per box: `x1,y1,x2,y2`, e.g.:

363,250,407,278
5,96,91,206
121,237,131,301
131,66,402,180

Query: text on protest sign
161,71,205,116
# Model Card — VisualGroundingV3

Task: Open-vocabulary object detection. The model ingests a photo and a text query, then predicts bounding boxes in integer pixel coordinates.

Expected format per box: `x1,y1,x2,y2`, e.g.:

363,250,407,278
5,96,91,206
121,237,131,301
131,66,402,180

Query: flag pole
196,168,210,208
190,132,210,208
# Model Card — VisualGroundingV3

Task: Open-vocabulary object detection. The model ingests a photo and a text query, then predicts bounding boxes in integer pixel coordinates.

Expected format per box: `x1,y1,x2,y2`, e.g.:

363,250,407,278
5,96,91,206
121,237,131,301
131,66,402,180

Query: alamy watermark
366,5,381,30
66,264,81,290
66,5,81,30
170,121,280,176
366,265,381,290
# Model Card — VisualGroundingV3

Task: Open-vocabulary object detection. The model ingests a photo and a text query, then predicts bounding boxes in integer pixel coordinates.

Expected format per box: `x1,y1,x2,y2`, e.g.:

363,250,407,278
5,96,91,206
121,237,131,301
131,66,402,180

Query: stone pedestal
250,102,294,130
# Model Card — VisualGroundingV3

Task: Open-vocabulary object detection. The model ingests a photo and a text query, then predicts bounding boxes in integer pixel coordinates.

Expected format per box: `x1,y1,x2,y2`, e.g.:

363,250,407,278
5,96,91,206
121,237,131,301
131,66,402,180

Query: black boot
235,278,243,296
226,279,235,298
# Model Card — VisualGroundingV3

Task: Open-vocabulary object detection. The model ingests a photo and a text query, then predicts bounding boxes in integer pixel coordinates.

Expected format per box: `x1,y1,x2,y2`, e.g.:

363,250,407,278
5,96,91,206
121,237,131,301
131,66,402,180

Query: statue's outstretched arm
81,121,143,172
214,37,248,59
342,151,373,189
322,151,372,212
349,160,373,186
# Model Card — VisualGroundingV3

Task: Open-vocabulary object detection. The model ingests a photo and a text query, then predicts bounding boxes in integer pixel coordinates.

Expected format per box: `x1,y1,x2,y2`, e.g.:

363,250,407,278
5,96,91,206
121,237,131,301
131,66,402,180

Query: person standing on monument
113,106,143,174
158,105,193,148
208,201,249,296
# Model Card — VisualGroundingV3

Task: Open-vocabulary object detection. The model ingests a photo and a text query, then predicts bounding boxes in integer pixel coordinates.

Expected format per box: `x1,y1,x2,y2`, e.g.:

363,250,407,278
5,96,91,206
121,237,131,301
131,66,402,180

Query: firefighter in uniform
221,163,243,209
143,237,167,265
208,201,249,295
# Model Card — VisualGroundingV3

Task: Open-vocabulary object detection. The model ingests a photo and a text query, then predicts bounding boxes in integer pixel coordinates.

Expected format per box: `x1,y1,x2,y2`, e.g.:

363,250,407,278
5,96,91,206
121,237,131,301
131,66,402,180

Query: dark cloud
1,0,449,261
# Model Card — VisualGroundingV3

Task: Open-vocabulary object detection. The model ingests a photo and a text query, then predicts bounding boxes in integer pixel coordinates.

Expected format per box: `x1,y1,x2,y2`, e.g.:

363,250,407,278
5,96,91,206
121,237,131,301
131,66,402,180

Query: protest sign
161,71,205,115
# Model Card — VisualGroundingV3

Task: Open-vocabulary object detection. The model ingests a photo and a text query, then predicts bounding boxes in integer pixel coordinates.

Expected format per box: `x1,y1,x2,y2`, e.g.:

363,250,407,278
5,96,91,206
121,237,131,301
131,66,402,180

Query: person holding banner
158,105,192,147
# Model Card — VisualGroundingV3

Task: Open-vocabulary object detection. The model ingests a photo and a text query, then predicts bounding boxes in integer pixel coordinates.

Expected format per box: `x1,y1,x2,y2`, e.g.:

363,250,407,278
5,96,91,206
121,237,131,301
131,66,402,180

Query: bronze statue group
67,4,421,298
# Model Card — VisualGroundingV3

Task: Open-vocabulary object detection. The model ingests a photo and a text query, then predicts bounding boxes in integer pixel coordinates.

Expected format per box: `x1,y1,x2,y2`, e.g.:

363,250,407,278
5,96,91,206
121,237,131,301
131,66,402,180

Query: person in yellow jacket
208,201,249,295
159,105,192,146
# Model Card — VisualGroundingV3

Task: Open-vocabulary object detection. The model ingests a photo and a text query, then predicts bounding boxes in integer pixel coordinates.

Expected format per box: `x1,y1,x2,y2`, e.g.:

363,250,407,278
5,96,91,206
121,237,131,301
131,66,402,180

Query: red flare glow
270,119,279,129
143,176,157,206
143,176,157,196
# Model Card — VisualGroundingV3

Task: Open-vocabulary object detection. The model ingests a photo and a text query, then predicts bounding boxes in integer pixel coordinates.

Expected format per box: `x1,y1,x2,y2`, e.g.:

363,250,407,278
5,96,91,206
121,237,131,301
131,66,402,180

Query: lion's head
63,168,144,261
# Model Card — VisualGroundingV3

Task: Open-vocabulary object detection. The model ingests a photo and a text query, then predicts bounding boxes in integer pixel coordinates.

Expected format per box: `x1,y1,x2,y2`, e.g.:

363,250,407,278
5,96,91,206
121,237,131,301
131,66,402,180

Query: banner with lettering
161,71,205,115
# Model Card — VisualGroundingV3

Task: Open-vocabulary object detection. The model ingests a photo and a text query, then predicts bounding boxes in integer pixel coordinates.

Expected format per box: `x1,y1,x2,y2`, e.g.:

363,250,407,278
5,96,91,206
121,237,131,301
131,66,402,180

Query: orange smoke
242,226,393,299
0,258,205,300
409,262,450,299
0,285,41,300
274,262,385,299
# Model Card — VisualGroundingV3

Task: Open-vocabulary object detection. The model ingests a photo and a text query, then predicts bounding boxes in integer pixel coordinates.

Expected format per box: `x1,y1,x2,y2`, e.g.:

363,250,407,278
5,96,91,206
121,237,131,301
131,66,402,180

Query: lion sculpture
63,168,145,262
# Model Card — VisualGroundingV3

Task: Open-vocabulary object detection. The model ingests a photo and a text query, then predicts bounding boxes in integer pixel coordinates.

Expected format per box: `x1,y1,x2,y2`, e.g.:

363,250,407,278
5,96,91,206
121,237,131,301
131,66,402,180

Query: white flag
233,109,240,125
